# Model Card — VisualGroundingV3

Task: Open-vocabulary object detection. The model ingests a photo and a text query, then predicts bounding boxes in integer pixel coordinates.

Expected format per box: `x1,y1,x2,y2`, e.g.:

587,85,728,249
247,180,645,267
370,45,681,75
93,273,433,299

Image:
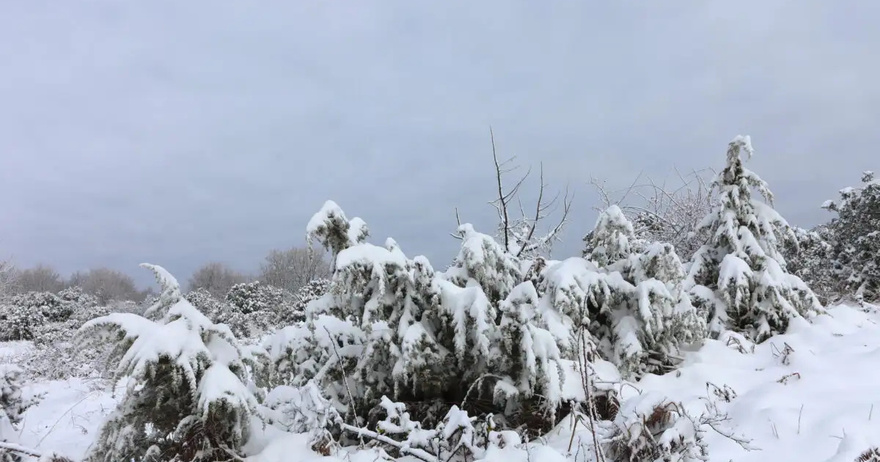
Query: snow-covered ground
4,304,880,461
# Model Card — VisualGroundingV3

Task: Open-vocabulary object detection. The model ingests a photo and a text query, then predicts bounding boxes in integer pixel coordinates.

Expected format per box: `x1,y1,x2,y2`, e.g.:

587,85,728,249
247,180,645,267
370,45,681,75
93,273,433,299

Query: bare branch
490,126,511,250
450,208,463,240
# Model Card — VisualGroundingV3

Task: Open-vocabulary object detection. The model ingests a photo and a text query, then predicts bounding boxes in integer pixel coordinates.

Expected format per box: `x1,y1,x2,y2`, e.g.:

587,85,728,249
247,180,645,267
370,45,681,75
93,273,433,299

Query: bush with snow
602,392,708,462
280,278,329,325
0,304,45,342
685,136,821,342
76,264,260,462
267,202,571,434
822,170,880,303
1,365,40,462
784,226,836,305
572,205,705,378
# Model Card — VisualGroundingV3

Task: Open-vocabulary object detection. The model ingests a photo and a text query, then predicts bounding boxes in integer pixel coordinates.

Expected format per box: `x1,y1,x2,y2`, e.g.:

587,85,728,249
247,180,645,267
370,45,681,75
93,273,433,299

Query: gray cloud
1,1,878,288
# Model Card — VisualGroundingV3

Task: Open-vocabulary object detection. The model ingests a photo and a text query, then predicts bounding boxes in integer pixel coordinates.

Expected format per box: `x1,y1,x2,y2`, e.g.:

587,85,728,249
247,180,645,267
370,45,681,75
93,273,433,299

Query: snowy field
5,303,879,462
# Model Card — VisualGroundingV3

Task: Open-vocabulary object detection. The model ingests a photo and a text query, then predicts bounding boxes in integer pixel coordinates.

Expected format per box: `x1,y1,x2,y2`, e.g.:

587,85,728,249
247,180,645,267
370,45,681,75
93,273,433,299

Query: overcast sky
1,1,878,289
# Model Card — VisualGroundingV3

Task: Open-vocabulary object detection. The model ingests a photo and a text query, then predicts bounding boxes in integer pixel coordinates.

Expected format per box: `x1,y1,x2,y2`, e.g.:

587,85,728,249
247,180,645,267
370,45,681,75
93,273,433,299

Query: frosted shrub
25,320,110,381
225,281,283,314
569,206,705,378
0,304,45,341
822,170,880,303
77,264,260,462
280,278,330,325
603,393,708,462
268,202,568,434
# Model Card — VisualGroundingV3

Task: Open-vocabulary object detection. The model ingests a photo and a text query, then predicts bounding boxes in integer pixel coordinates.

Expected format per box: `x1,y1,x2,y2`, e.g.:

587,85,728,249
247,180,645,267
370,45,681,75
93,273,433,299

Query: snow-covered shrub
24,320,110,381
572,206,705,378
185,287,229,319
602,392,708,462
280,278,329,325
225,280,283,315
822,171,880,303
784,226,836,305
343,396,497,461
187,286,279,339
105,299,142,315
0,304,45,341
264,381,340,453
268,203,568,434
1,365,40,462
77,264,260,462
685,136,822,342
8,291,71,322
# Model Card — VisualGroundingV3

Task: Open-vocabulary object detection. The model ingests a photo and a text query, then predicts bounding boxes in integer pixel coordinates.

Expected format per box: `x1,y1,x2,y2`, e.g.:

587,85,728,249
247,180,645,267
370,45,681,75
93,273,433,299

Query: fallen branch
338,421,438,462
0,441,42,458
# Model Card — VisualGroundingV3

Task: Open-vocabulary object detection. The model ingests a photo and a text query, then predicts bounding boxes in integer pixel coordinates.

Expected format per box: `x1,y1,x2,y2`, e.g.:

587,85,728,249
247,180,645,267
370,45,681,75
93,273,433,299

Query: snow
4,304,880,461
335,242,409,272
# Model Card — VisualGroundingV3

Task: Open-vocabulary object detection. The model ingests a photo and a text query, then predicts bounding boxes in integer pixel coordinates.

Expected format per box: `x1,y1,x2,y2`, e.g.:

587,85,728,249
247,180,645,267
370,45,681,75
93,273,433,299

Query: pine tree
685,136,821,342
78,264,259,462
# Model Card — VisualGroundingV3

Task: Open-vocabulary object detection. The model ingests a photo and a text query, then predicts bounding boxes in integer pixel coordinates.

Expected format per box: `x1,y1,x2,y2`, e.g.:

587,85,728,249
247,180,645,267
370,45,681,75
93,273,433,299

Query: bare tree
12,264,64,293
187,262,249,298
69,267,143,304
258,247,331,293
0,259,16,296
588,167,715,260
454,127,572,258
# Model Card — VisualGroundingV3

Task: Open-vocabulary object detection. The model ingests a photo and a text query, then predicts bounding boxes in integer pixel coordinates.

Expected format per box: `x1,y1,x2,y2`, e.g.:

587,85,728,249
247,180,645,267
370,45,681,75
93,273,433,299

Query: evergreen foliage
685,136,821,342
77,264,259,462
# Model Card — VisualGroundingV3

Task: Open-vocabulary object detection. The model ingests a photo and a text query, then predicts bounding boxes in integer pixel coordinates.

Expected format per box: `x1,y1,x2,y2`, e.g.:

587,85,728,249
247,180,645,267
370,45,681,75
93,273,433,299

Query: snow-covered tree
685,136,821,342
78,264,260,462
822,171,880,303
306,200,369,271
584,205,644,267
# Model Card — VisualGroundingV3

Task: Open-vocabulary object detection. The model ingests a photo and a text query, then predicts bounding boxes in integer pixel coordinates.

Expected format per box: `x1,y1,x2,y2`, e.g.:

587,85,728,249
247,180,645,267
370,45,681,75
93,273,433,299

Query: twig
323,326,359,425
36,391,101,448
576,328,606,462
798,404,804,435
